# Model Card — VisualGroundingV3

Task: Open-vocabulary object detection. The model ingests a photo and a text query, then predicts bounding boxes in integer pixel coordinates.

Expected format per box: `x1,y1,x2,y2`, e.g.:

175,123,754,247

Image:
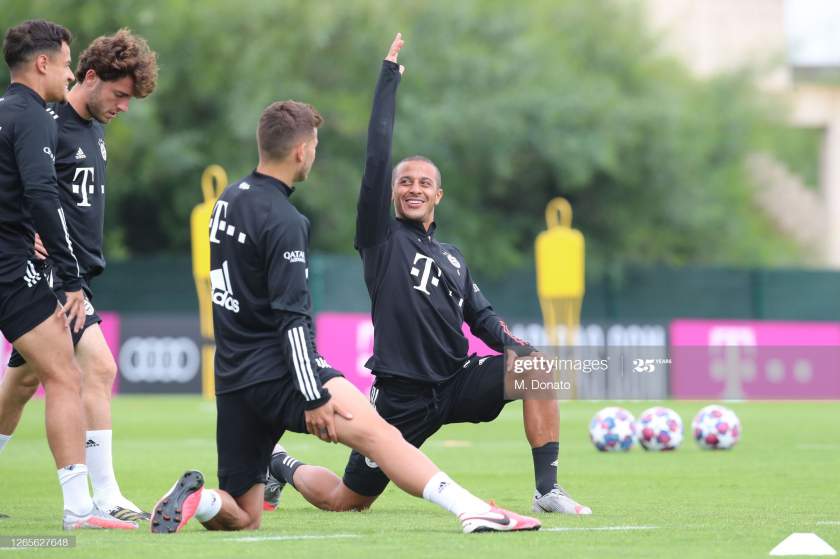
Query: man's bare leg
154,377,540,533
0,323,115,448
1,307,137,529
0,364,39,440
523,398,558,448
201,483,262,531
74,324,145,516
274,461,376,511
271,385,559,513
0,323,113,444
270,388,561,513
0,322,145,518
220,377,439,523
524,398,591,514
13,306,85,468
524,398,559,494
76,324,115,430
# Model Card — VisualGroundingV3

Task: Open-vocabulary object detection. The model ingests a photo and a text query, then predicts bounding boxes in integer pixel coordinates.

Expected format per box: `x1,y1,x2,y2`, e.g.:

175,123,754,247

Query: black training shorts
215,368,344,497
7,271,100,367
0,262,60,344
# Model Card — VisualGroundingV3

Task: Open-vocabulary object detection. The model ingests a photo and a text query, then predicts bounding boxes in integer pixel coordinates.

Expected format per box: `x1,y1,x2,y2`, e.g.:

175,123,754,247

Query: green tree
0,0,803,276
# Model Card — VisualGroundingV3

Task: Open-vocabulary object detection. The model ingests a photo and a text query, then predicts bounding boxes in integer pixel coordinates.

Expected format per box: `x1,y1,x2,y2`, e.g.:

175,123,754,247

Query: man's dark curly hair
75,28,158,98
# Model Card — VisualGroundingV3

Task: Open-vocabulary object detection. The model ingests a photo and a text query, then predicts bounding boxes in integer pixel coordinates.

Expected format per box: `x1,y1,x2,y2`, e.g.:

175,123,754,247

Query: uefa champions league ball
692,405,741,450
637,406,683,451
589,407,637,452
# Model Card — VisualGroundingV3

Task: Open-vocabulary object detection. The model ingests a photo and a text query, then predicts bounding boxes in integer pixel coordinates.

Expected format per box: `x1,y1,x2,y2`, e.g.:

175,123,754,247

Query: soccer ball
692,405,741,450
589,407,636,452
637,406,683,451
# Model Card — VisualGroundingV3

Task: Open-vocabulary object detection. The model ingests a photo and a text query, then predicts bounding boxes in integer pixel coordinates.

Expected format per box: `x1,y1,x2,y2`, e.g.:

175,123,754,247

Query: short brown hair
3,19,72,71
75,28,158,98
257,101,323,161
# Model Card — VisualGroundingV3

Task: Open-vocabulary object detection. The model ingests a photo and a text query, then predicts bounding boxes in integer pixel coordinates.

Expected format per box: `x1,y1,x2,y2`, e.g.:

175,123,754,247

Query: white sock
194,489,222,522
86,430,120,504
0,434,10,453
58,464,94,515
422,472,491,517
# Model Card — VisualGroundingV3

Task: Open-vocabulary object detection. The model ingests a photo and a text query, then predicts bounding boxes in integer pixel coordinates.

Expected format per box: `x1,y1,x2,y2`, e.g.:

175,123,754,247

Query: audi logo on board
118,336,200,383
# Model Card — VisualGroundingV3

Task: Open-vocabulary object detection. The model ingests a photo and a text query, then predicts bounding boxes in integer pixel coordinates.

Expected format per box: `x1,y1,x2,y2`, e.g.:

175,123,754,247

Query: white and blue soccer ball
589,407,636,452
637,406,683,451
692,405,741,450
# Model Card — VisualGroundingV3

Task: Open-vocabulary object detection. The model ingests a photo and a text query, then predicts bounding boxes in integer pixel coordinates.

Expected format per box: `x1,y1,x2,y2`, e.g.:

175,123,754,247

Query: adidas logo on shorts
22,261,41,288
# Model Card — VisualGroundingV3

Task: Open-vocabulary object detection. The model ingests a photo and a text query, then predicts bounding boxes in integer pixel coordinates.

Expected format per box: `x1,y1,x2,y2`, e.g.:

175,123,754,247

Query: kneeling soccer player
265,34,590,517
150,92,539,535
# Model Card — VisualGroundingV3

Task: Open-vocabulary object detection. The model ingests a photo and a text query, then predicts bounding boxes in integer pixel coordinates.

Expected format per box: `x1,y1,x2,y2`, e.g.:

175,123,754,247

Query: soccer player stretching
150,82,540,534
267,34,591,516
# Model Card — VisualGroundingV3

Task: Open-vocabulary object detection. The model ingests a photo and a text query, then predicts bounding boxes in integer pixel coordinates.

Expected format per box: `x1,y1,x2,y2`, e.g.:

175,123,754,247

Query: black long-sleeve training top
0,83,81,291
45,100,107,285
355,61,534,384
210,170,331,408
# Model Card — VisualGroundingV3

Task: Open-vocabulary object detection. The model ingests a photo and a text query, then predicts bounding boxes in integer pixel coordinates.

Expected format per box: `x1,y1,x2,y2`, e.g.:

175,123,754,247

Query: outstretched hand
385,32,405,75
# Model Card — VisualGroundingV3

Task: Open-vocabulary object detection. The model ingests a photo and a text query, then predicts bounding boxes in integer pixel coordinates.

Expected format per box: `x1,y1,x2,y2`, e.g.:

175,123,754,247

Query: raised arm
354,33,404,250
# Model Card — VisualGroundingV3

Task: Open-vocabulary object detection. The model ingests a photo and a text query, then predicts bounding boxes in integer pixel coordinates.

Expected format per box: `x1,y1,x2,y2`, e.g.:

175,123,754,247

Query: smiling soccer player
266,33,591,517
150,85,539,535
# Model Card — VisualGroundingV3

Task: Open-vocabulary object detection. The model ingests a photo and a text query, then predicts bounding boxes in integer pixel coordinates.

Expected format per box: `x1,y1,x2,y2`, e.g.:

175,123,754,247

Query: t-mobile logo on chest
209,200,248,245
410,253,442,296
72,167,102,207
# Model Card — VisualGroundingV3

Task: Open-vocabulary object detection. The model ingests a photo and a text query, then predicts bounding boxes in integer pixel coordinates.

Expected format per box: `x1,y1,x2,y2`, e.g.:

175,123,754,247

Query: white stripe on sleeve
292,326,320,400
287,329,315,400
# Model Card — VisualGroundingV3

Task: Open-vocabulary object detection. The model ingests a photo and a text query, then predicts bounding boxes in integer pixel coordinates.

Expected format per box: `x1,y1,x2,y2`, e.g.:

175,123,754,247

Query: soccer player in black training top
268,34,591,516
0,29,158,524
150,85,540,534
0,20,136,530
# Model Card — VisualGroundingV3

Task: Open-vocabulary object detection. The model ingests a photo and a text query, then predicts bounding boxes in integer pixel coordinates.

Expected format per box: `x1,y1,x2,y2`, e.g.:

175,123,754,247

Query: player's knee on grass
209,513,260,531
330,484,376,512
203,513,261,531
217,485,263,531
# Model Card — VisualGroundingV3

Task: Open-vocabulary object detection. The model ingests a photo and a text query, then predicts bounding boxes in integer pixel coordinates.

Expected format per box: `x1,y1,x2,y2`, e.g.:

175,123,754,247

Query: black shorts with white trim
0,260,60,344
215,367,344,497
7,267,100,368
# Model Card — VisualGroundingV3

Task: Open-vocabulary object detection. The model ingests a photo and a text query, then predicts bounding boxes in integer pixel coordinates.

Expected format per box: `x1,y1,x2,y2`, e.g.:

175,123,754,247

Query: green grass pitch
1,397,838,558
